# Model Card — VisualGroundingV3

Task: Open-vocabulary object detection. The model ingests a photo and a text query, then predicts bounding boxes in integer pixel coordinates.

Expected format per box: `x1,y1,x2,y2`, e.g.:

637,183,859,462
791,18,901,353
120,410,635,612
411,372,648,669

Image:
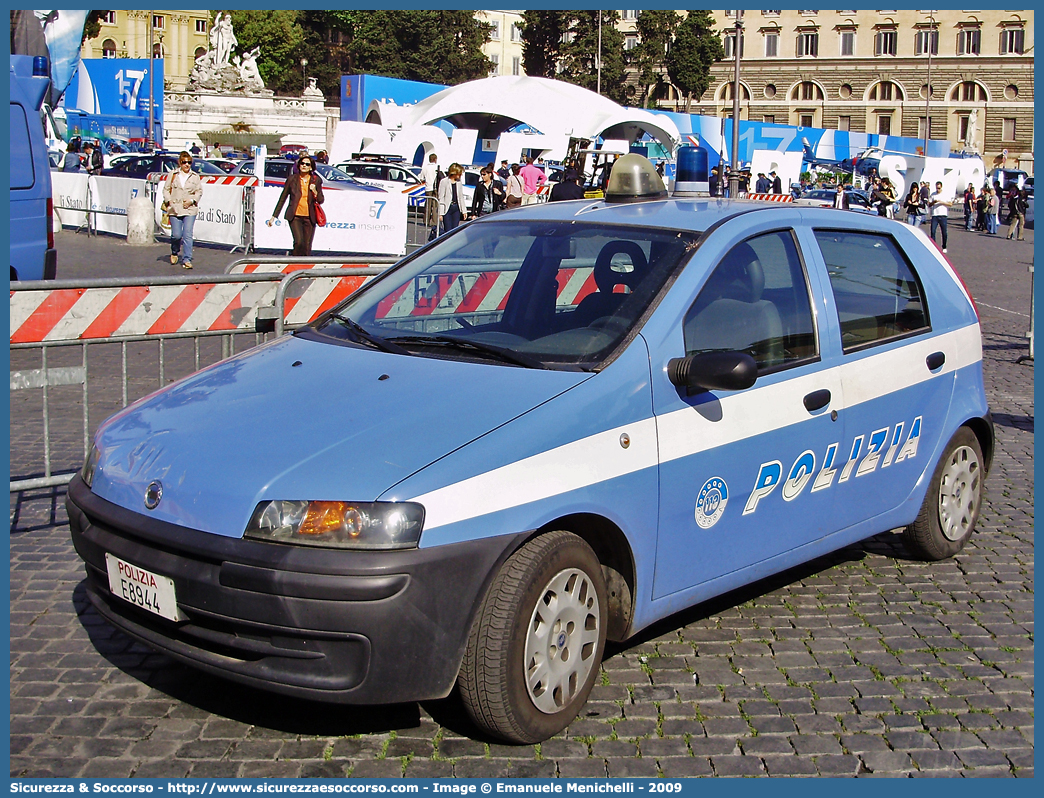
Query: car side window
683,230,817,373
813,230,930,352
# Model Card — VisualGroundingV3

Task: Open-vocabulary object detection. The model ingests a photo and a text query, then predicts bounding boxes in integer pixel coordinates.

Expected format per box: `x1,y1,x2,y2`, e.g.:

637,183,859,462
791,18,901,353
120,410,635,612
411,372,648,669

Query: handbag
315,203,327,227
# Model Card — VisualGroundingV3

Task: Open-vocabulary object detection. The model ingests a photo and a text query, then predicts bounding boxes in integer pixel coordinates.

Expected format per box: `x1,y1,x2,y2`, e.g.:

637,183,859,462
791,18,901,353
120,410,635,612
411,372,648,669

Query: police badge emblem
695,477,728,529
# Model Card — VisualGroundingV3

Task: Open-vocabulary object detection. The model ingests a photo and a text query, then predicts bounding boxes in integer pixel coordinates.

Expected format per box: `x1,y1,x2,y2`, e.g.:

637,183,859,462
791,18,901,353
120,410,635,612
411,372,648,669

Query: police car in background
230,159,386,193
334,154,428,206
68,155,992,744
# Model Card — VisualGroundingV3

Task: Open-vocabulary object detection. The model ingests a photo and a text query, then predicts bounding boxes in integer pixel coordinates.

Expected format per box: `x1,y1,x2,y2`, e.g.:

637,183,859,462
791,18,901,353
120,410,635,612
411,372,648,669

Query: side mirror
667,351,758,393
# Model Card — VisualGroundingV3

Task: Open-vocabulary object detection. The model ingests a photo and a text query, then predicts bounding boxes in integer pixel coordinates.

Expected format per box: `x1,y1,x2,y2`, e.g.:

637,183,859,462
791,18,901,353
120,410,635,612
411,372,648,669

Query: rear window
813,230,930,352
10,104,36,190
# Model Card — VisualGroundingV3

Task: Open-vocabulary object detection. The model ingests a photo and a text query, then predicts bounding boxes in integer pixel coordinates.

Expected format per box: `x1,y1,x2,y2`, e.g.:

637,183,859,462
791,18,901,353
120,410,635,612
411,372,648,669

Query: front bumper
66,476,523,704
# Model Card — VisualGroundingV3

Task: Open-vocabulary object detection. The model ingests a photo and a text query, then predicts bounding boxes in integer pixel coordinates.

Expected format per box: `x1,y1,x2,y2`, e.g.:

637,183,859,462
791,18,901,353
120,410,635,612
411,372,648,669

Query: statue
215,14,237,67
965,109,979,152
303,76,323,98
187,13,269,94
236,46,264,93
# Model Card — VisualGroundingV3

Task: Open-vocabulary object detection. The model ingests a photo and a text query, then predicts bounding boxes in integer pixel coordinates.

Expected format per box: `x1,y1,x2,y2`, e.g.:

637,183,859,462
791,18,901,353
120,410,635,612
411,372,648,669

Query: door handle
803,389,831,413
926,351,945,370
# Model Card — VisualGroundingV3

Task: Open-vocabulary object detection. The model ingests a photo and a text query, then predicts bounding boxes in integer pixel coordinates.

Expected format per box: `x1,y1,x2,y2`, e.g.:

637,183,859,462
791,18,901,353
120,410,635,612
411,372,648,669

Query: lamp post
148,13,154,149
922,10,935,158
728,10,744,198
596,11,602,96
301,58,308,93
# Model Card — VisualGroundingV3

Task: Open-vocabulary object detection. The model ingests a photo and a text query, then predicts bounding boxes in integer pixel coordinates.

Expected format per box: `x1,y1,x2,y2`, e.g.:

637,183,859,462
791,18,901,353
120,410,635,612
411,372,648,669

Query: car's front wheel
459,531,607,743
903,426,984,560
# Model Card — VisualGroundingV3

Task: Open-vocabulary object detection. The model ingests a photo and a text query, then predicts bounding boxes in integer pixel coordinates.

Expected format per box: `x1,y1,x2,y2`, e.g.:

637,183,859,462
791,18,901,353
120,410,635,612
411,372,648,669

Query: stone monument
187,14,272,96
167,13,332,155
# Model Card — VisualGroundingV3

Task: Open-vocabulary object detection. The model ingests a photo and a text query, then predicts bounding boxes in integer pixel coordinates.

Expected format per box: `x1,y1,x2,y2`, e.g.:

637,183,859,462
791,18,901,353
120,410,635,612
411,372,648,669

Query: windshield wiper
389,335,545,369
325,314,408,354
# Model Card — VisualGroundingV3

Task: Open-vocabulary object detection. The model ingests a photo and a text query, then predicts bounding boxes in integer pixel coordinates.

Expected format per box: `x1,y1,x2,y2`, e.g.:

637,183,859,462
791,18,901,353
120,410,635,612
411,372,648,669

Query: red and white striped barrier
10,275,377,344
374,266,597,320
11,263,606,344
149,172,260,187
746,193,794,202
228,262,387,276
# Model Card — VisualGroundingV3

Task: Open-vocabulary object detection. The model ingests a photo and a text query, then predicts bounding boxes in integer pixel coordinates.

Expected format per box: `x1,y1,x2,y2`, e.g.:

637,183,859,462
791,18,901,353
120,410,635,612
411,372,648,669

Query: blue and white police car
69,155,992,744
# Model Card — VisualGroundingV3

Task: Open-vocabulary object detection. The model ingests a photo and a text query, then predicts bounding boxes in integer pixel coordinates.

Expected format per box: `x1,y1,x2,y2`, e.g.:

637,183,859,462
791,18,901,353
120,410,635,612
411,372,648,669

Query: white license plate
105,553,183,622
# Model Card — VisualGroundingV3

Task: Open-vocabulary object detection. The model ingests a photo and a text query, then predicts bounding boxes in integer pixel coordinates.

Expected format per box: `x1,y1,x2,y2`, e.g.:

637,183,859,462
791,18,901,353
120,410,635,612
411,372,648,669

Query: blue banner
64,58,164,146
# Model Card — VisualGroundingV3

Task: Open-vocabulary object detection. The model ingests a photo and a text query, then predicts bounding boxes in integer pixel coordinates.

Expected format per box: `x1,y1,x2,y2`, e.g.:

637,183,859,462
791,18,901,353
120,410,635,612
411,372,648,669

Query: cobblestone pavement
10,219,1033,778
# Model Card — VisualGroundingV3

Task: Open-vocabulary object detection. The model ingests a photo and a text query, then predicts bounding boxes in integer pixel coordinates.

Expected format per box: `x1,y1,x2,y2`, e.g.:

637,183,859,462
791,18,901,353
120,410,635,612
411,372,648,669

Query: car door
806,227,956,527
649,226,846,600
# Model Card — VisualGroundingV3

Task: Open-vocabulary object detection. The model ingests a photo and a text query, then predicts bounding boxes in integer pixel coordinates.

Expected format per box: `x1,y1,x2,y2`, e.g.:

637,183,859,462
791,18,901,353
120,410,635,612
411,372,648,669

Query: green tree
325,10,490,86
629,10,680,109
223,10,305,95
665,11,724,113
559,10,631,105
82,11,109,45
519,10,572,79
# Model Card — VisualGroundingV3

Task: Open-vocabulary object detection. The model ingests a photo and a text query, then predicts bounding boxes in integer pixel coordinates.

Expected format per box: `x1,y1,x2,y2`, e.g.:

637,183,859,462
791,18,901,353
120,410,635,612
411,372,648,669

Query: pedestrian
267,154,325,256
903,185,924,226
709,166,720,197
504,163,524,208
975,187,988,231
437,162,466,233
62,139,83,172
162,151,203,269
770,171,782,194
833,184,850,210
918,181,930,224
549,169,585,202
469,166,504,218
755,173,770,193
928,180,950,253
871,178,894,217
497,159,511,181
82,142,101,175
963,184,976,230
189,143,201,156
520,156,547,205
1006,189,1028,240
419,152,441,229
987,187,1000,235
315,150,329,165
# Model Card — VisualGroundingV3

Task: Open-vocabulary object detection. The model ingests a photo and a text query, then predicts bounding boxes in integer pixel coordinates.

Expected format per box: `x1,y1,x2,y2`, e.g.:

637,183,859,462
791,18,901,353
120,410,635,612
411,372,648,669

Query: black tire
458,531,607,744
903,426,984,560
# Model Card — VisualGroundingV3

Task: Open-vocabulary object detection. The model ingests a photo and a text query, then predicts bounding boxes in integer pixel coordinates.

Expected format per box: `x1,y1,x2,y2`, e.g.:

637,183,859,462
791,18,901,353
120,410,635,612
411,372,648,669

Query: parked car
793,188,874,213
68,156,992,745
102,154,226,179
205,158,243,174
231,159,385,192
334,158,427,205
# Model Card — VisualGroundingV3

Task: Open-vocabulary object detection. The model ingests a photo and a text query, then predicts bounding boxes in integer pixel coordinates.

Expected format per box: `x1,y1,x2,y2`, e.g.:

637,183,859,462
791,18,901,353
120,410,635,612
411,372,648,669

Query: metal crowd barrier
9,265,392,493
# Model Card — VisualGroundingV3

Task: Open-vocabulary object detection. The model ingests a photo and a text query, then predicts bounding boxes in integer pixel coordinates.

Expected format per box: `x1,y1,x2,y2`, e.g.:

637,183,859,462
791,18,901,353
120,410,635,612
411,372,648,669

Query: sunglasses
180,160,192,165
299,161,313,168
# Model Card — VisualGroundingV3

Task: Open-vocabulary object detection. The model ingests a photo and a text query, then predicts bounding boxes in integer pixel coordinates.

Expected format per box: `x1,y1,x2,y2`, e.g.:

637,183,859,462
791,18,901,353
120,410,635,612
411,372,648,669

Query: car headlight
244,500,425,550
81,444,100,488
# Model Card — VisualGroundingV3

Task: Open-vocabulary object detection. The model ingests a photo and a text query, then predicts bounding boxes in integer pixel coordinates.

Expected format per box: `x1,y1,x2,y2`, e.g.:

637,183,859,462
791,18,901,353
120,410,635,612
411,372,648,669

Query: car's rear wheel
903,426,984,560
459,531,607,743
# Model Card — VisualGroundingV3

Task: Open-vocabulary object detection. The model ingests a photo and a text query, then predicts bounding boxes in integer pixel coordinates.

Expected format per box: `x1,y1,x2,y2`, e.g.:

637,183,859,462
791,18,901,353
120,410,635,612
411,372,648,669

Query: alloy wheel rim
524,567,601,714
938,445,981,541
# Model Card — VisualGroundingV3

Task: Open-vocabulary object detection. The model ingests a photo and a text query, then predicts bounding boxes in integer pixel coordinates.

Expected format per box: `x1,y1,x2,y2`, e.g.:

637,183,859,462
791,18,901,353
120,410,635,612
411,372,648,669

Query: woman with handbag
267,154,325,255
505,164,524,208
437,163,466,234
162,151,203,269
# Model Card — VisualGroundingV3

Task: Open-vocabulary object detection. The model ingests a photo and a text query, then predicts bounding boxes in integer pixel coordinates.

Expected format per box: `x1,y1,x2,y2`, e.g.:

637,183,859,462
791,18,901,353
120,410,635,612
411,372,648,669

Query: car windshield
305,221,698,370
